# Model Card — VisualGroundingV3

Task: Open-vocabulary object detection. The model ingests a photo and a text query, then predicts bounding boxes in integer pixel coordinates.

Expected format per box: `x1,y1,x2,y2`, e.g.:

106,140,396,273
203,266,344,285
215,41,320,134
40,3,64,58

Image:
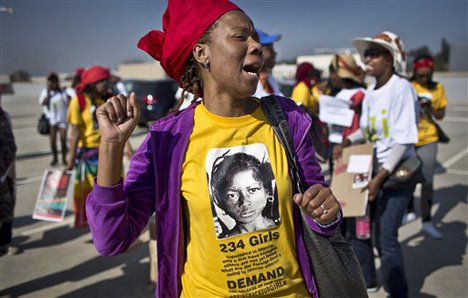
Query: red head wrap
137,0,241,85
295,62,314,89
413,57,434,71
75,67,84,78
74,66,111,111
75,66,110,93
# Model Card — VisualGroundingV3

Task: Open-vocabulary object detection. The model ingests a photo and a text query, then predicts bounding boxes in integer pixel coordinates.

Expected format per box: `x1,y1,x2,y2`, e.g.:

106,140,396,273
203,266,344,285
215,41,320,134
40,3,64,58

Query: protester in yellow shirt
290,63,329,163
85,1,344,296
65,66,112,228
407,55,448,239
291,62,320,115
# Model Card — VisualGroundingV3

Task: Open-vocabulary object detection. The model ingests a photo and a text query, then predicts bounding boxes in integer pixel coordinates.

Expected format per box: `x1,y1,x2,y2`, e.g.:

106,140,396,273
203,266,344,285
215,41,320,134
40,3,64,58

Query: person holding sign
336,31,418,297
325,54,366,174
85,0,342,296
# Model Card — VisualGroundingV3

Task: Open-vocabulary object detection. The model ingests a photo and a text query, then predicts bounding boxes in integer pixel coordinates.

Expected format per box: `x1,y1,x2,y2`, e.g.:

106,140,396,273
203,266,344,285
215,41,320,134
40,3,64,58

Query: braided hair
174,21,218,111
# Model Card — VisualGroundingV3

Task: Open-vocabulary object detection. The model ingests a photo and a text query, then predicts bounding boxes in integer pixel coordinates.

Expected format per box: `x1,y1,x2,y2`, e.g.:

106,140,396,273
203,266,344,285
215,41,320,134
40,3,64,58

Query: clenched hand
96,93,140,146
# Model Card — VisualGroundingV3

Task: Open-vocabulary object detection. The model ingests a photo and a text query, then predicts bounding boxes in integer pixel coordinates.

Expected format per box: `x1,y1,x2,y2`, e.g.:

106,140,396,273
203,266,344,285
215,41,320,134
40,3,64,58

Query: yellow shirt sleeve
432,83,448,111
291,82,317,112
67,96,83,125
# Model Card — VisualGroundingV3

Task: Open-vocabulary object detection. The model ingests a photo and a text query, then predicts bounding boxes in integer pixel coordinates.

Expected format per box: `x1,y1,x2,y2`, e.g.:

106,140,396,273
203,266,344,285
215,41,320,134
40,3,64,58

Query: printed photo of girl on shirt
207,144,280,239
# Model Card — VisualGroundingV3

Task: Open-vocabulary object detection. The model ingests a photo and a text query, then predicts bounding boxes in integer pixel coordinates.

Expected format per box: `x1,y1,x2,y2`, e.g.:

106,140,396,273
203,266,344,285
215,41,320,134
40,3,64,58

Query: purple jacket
87,96,341,297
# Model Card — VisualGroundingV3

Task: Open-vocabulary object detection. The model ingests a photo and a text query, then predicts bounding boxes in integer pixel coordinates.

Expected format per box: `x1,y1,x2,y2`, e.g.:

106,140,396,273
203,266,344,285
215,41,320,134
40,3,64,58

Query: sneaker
50,159,58,166
366,284,379,293
422,222,443,239
7,245,23,255
401,212,417,225
0,245,22,257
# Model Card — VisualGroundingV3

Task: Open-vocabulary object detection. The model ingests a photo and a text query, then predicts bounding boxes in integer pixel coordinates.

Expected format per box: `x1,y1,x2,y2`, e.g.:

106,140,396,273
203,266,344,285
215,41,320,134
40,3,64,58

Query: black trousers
0,221,13,246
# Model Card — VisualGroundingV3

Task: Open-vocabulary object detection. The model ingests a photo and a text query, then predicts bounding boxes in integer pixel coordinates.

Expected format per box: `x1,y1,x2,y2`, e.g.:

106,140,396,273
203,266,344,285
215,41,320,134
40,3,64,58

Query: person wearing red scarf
65,65,111,228
406,54,448,239
86,0,344,297
291,62,320,112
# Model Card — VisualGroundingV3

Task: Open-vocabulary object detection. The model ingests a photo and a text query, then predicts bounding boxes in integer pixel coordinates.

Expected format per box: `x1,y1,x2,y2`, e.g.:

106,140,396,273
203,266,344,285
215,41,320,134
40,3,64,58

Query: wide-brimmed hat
353,31,407,75
256,29,281,45
330,54,363,83
137,0,241,85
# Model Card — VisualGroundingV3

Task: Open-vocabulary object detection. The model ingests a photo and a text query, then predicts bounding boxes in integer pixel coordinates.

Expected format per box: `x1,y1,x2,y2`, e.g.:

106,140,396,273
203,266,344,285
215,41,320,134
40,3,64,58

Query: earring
202,61,210,69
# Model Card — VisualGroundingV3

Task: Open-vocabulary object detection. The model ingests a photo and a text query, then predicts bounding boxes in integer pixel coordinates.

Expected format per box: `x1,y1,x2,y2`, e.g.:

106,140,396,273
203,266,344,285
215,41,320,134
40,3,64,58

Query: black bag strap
260,95,304,194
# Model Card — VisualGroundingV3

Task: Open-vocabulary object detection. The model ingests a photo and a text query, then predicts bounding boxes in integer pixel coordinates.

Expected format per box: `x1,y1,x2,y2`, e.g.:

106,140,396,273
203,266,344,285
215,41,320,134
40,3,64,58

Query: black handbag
434,122,450,144
261,95,367,298
38,114,49,135
381,156,425,190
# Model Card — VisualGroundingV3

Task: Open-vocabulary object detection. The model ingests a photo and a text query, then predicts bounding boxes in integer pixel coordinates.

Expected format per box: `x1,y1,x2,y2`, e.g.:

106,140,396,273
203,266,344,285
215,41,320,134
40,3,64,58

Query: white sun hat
353,31,407,75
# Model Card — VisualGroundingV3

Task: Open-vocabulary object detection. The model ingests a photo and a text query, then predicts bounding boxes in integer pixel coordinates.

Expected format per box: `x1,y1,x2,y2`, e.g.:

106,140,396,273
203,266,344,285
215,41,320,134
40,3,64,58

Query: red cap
137,0,241,84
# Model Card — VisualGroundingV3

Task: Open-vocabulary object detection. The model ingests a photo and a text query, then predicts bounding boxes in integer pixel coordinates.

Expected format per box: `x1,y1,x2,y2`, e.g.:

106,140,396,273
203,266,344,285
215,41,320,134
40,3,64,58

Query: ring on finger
320,204,328,215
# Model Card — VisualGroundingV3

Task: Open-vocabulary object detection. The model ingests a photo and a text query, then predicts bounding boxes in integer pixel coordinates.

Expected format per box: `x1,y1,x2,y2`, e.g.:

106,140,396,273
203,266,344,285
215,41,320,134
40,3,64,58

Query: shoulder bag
37,113,49,135
261,95,367,298
430,119,450,144
381,155,425,190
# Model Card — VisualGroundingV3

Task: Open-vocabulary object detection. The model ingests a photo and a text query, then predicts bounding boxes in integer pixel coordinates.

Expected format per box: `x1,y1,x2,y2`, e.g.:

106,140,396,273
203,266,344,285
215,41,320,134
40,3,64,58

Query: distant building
117,62,167,80
272,51,364,84
272,64,296,82
296,52,363,79
449,43,468,72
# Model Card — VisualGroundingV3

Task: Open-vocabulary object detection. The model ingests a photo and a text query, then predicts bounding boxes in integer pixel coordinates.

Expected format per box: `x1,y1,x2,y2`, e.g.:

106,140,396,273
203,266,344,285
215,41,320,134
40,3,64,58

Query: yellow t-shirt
290,82,318,114
180,102,308,297
67,94,105,148
311,85,321,106
412,81,448,146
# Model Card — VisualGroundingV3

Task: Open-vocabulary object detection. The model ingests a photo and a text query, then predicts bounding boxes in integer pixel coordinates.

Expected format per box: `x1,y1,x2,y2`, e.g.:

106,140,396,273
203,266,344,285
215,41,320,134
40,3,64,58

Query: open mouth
242,63,260,77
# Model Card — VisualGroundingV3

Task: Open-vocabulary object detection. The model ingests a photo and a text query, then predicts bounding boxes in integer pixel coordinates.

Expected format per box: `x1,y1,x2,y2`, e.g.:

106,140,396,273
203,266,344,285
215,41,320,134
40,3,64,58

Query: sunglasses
363,48,386,59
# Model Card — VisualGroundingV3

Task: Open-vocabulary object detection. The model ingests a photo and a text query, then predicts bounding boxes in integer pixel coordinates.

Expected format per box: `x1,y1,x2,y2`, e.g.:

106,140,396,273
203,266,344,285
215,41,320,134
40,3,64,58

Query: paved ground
1,93,467,298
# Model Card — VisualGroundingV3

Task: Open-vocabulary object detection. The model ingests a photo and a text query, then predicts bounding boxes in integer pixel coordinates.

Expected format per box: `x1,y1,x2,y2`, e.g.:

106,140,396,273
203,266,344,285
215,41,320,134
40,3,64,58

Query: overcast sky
1,0,466,75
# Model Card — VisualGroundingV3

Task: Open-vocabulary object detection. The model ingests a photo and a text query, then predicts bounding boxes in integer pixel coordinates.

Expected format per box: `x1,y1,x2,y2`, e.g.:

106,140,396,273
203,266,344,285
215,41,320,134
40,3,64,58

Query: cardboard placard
331,143,373,217
33,169,74,222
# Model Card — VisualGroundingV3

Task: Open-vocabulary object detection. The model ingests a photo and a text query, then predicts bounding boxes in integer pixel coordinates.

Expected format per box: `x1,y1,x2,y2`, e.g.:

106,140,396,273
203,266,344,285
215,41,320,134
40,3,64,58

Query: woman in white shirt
38,73,69,166
337,32,418,297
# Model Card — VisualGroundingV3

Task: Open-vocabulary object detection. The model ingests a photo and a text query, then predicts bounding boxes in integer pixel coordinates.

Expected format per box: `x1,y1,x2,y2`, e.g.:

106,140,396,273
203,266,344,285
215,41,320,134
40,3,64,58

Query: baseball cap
256,29,281,45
